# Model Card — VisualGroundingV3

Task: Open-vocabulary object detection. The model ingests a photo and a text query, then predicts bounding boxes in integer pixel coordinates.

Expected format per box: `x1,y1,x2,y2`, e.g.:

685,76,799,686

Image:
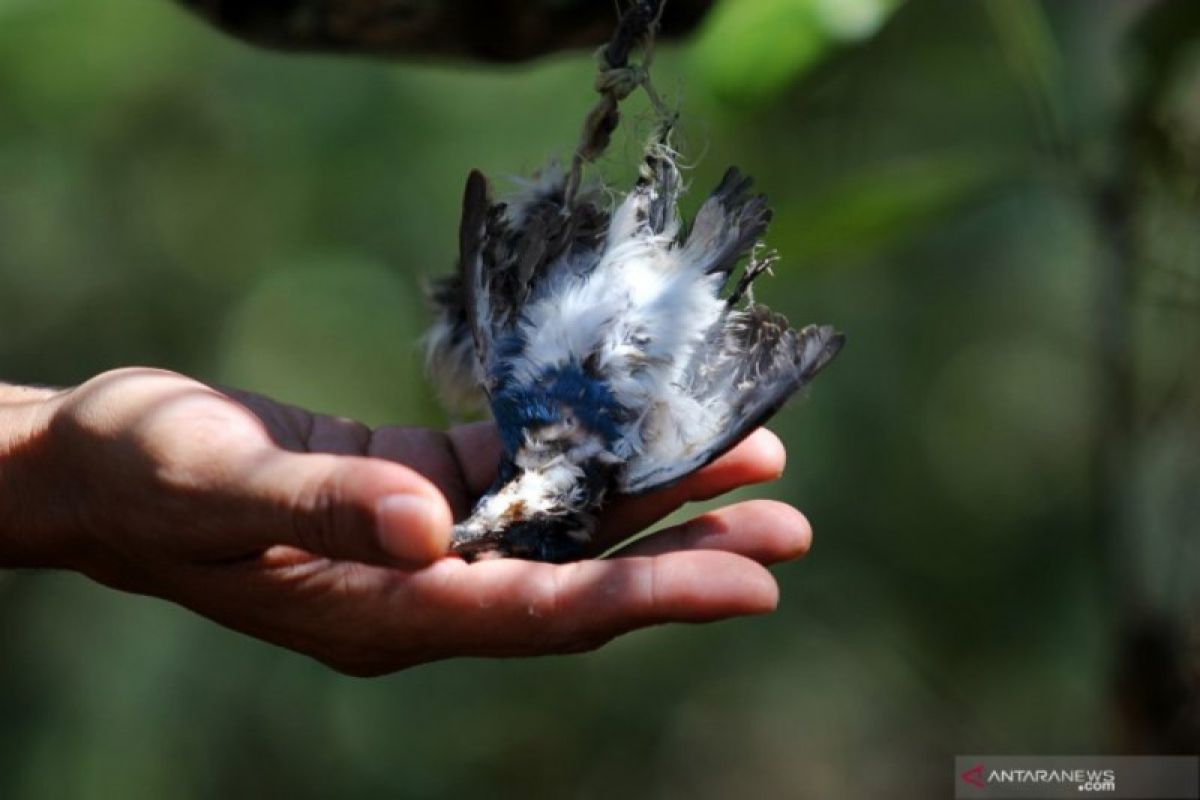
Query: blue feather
491,363,626,455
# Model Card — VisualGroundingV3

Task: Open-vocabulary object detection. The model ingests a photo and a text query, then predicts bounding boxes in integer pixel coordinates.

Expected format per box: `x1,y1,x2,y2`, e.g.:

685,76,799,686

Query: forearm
0,382,70,569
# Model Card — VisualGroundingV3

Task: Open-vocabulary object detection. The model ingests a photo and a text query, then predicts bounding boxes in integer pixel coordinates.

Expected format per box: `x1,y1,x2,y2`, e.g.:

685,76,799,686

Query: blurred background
2,0,1199,796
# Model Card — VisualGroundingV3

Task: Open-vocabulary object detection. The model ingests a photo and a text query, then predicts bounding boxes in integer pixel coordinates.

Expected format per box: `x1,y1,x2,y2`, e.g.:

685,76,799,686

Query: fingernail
376,494,451,564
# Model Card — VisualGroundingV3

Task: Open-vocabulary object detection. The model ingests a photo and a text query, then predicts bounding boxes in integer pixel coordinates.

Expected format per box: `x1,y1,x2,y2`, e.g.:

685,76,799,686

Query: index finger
367,422,502,518
591,428,787,553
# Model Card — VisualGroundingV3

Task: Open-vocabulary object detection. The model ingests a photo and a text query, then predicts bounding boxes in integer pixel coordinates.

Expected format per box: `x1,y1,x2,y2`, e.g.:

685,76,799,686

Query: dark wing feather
612,130,683,240
680,167,773,290
477,171,608,322
640,144,683,236
422,172,491,410
619,309,844,495
458,169,493,373
428,168,611,401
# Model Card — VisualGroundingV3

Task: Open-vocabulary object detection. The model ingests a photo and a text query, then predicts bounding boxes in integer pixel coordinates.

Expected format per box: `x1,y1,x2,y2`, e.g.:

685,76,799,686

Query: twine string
564,0,672,208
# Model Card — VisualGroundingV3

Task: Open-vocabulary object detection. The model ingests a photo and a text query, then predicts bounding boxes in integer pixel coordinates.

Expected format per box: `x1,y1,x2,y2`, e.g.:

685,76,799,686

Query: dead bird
425,132,844,562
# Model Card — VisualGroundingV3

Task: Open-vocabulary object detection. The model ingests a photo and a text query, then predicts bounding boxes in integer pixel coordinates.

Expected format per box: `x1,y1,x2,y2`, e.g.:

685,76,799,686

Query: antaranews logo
958,764,1113,795
961,763,985,789
954,756,1198,799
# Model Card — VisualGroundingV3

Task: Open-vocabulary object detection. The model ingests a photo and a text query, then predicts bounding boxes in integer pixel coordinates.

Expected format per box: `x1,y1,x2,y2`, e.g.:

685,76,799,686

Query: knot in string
564,0,670,208
594,63,648,101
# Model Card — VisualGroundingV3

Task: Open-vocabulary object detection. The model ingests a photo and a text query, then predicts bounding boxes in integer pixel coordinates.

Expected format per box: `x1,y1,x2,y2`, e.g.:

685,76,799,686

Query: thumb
234,449,454,566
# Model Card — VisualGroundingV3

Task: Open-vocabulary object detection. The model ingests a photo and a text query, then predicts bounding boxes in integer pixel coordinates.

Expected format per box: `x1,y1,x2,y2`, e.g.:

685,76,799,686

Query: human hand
3,368,810,675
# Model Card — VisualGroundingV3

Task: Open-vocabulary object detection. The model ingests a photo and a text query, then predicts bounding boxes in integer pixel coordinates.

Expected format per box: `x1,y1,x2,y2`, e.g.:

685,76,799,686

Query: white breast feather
509,189,733,469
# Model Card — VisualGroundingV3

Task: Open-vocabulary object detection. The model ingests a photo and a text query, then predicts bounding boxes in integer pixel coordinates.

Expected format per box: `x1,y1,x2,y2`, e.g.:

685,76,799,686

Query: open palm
40,368,810,675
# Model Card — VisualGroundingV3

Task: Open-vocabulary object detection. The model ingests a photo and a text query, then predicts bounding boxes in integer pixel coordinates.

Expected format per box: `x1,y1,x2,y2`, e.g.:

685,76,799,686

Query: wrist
0,384,73,569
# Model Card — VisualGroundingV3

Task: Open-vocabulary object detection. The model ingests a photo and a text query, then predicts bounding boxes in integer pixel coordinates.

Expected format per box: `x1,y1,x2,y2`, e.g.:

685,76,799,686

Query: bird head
451,403,624,562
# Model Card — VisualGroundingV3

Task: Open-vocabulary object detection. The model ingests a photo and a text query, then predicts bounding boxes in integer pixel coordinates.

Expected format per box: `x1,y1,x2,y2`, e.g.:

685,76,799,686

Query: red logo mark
961,764,985,789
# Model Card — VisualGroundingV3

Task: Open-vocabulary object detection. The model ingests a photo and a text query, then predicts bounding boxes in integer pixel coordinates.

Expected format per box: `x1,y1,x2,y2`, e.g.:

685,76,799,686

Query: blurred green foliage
691,0,896,104
3,0,1200,797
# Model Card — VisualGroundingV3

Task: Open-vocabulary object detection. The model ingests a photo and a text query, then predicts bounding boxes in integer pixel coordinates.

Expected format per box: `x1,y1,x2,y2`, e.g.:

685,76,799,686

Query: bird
425,129,844,562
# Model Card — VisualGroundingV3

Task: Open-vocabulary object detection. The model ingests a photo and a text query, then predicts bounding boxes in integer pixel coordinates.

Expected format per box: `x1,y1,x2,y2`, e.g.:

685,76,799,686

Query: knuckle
289,468,347,557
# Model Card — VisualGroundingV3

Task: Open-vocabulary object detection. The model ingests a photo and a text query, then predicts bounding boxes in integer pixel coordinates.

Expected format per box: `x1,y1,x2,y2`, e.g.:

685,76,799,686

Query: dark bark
175,0,712,62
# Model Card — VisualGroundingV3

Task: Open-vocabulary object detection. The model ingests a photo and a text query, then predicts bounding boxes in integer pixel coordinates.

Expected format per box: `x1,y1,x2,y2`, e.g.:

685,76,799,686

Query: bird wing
619,312,844,495
608,151,843,495
426,167,607,408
